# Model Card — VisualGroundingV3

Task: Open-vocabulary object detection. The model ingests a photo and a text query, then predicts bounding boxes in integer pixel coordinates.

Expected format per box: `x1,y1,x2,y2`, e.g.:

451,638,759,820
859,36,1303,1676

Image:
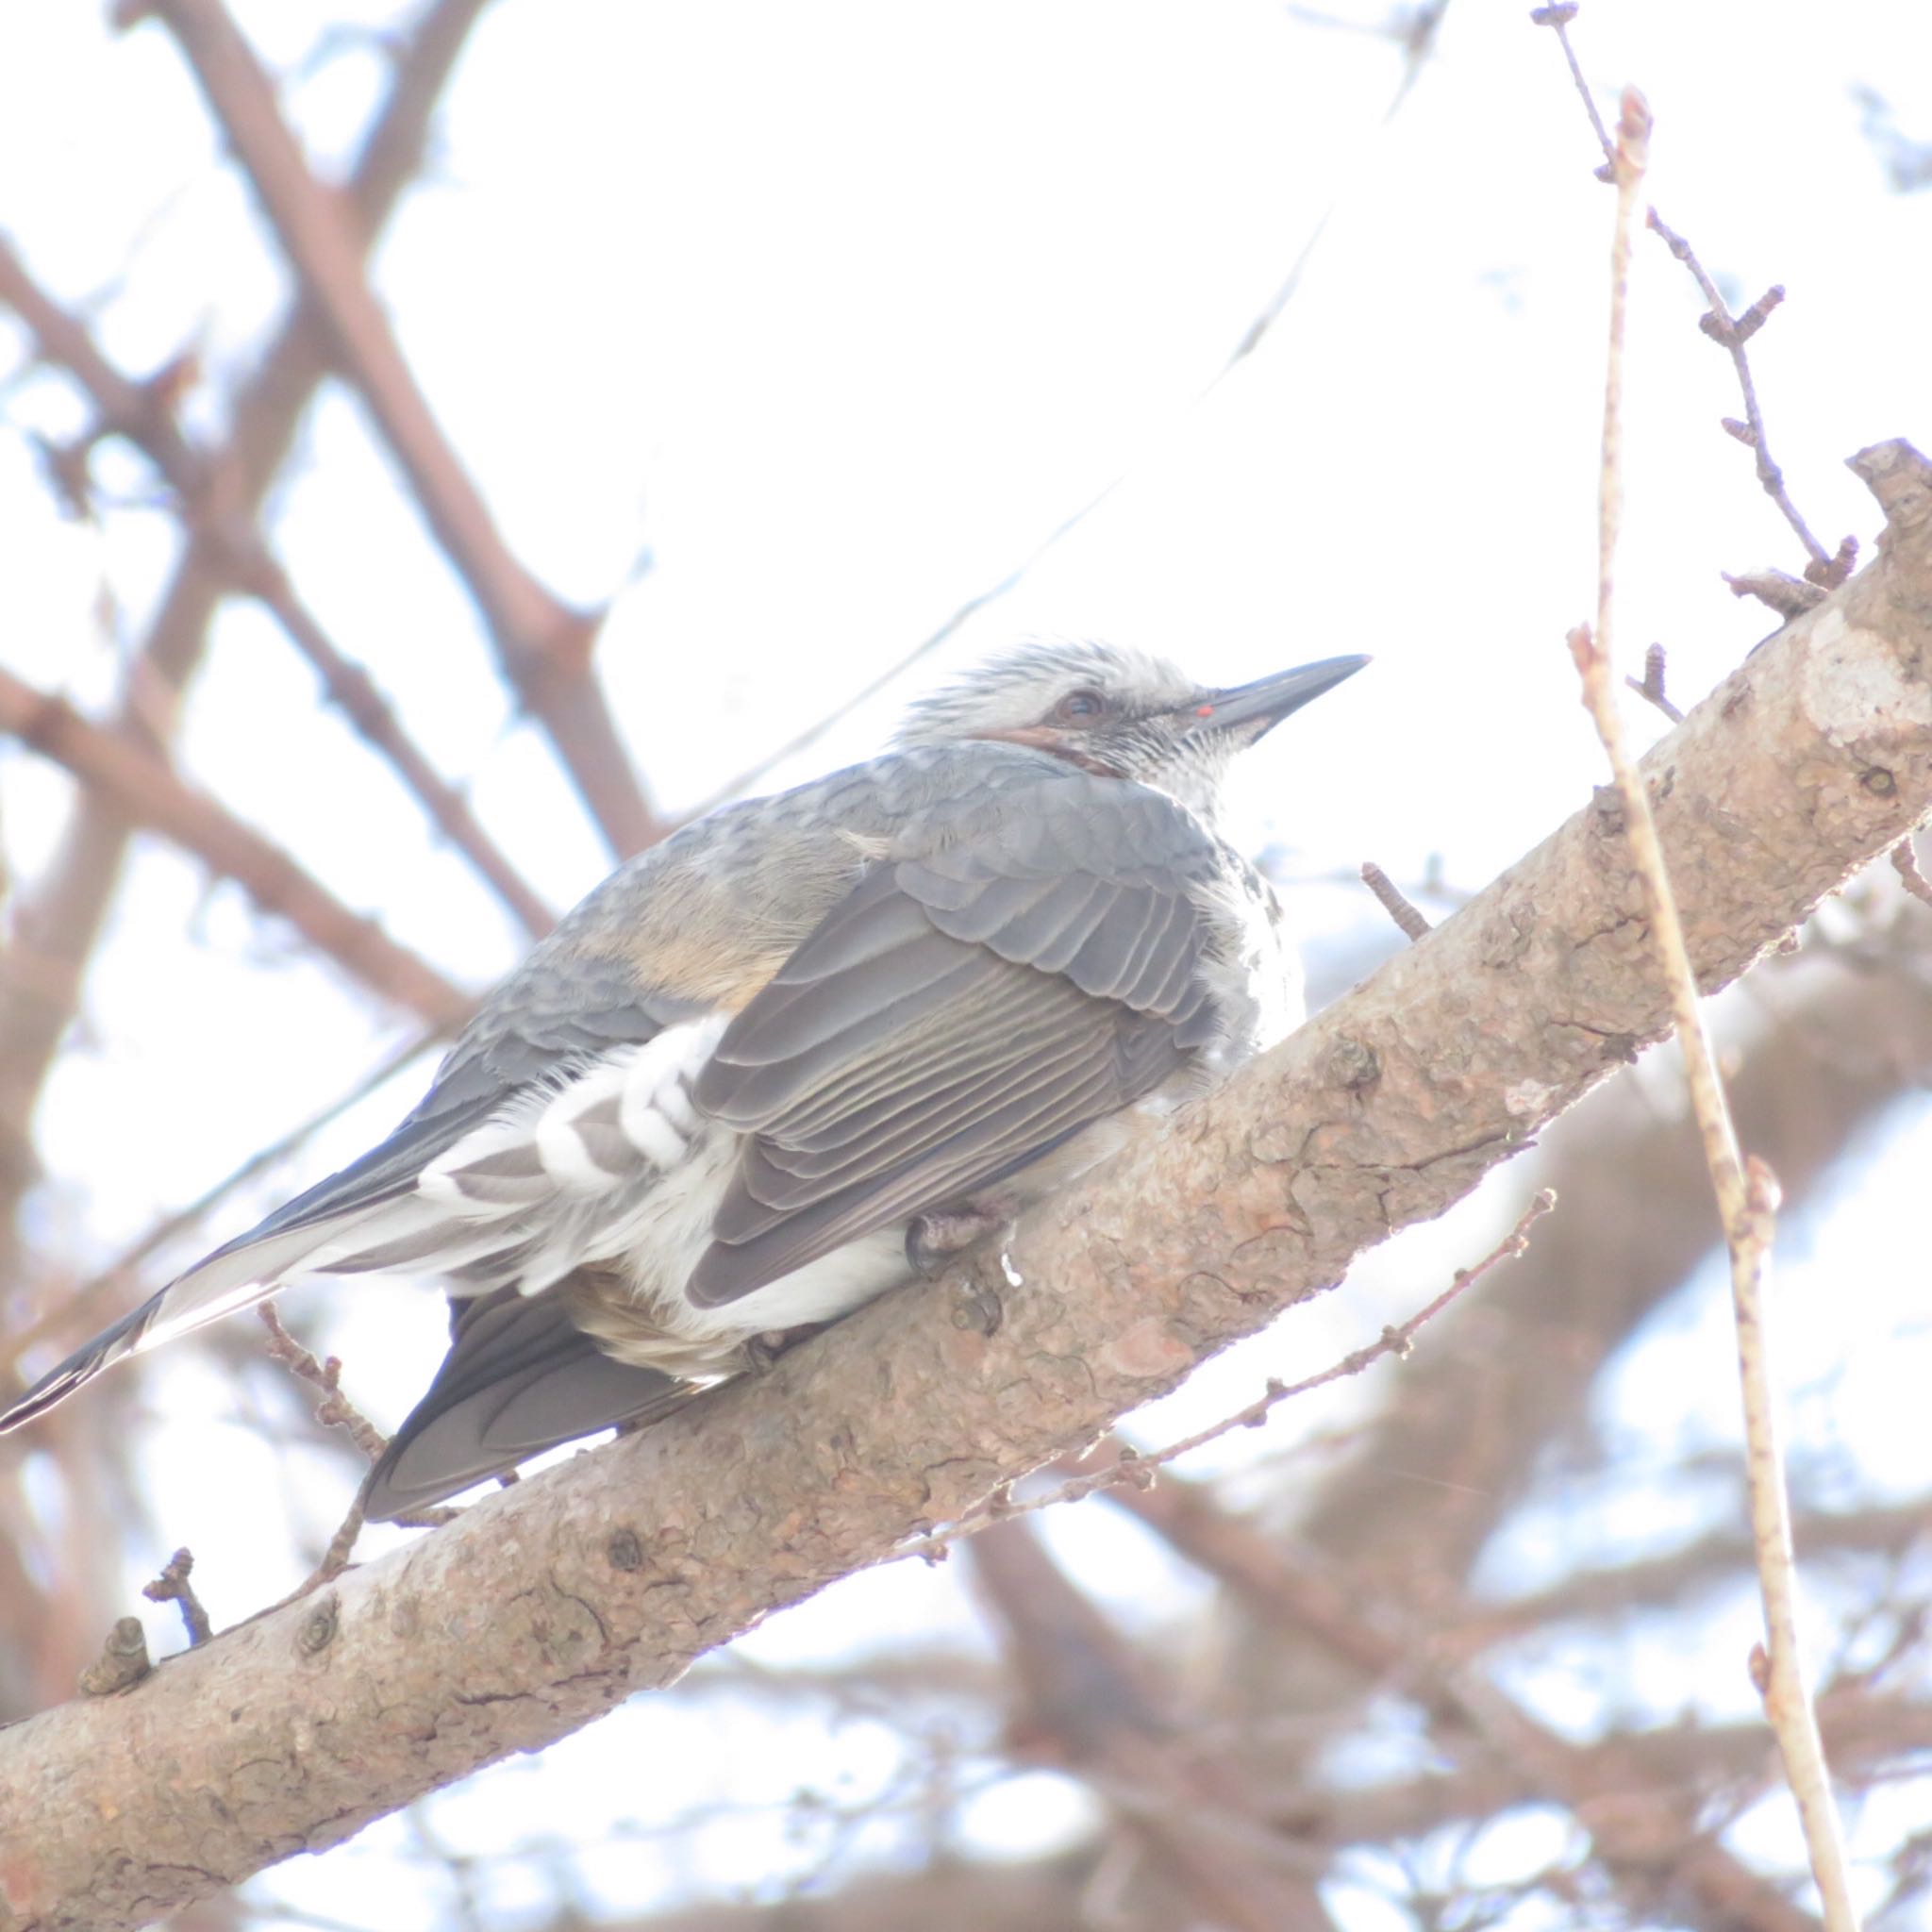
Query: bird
0,640,1366,1520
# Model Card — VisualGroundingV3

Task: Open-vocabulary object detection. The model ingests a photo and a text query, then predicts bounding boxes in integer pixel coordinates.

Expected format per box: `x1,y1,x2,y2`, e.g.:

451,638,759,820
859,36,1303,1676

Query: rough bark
0,441,1927,1930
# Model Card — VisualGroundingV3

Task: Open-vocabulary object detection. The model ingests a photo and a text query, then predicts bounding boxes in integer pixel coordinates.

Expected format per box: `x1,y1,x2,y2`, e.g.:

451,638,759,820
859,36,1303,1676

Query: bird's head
895,639,1368,822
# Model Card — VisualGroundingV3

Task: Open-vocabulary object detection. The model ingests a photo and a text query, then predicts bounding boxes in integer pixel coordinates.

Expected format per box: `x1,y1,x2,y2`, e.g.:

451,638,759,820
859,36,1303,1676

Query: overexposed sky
2,2,1929,1925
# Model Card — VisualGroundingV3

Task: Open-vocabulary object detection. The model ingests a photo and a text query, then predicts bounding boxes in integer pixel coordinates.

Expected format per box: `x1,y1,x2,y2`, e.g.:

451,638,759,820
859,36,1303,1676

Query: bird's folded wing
689,774,1224,1305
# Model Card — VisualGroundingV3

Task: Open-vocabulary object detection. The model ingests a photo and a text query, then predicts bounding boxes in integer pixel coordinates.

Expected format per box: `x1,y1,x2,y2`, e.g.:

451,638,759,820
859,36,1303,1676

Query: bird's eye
1055,688,1107,723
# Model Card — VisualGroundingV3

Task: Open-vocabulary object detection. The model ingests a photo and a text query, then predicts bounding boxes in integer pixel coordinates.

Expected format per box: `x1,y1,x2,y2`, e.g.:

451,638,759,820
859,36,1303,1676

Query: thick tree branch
0,441,1927,1930
1295,940,1932,1595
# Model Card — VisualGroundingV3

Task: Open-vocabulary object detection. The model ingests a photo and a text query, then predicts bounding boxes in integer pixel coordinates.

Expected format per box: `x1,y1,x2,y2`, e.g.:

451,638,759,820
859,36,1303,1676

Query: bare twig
1534,6,1855,581
1647,211,1845,579
256,1305,390,1465
905,1189,1556,1558
1359,860,1432,939
1890,839,1932,908
76,1618,152,1697
142,1547,213,1646
0,236,557,943
0,666,475,1034
261,1477,461,1615
1724,565,1828,618
236,552,558,940
139,0,660,858
0,0,492,1259
272,1493,374,1600
1624,641,1685,723
1569,90,1860,1932
1530,5,1614,165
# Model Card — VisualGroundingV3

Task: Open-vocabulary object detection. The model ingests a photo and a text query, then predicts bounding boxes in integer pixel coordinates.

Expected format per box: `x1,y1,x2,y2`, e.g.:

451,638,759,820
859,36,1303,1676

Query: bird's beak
1183,655,1371,740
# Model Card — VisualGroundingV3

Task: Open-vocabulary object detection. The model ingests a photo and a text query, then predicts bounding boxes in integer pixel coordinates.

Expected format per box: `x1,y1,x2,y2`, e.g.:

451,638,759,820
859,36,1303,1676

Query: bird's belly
682,1228,912,1341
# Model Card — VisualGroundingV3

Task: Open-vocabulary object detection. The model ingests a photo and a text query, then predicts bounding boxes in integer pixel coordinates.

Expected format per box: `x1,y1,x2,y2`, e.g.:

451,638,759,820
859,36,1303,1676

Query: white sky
2,2,1930,1925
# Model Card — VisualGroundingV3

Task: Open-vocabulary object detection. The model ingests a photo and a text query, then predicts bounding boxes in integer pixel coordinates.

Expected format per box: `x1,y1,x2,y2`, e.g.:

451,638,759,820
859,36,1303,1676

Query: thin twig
142,1546,213,1646
254,1306,468,1589
256,1304,390,1464
1624,641,1684,723
236,550,558,939
1568,89,1860,1932
1890,839,1932,908
0,237,557,942
904,1189,1555,1560
146,0,660,858
1530,6,1614,164
307,1494,369,1593
1645,211,1842,579
258,1479,460,1617
0,665,475,1032
1534,6,1853,582
1359,860,1432,940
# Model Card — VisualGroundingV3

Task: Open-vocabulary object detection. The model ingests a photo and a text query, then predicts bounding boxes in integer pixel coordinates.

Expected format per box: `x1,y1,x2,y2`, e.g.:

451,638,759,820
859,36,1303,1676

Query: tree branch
133,0,661,858
0,237,558,944
970,1521,1334,1931
1108,1462,1818,1932
0,0,491,1271
0,441,1927,1930
0,666,474,1034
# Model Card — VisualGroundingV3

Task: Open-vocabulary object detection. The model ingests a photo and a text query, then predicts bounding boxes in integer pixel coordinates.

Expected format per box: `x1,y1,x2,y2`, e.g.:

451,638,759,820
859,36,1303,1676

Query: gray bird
0,641,1364,1519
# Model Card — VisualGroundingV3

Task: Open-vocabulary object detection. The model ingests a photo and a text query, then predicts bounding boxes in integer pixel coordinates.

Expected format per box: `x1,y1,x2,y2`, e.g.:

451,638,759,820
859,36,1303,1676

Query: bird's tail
361,1286,694,1520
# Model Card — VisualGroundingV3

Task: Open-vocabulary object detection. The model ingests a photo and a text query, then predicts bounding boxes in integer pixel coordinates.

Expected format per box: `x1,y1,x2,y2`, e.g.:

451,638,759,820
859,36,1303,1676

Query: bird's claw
906,1208,1015,1338
905,1207,1005,1279
742,1325,822,1374
951,1264,1006,1338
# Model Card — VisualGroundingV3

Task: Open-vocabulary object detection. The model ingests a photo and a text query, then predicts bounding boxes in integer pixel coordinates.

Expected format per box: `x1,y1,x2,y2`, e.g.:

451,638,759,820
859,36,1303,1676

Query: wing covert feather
690,774,1229,1306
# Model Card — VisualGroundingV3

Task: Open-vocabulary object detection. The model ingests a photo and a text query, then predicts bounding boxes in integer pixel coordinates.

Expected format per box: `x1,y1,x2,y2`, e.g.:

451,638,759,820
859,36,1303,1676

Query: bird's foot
907,1207,1017,1338
905,1206,1007,1279
952,1261,1008,1339
742,1324,824,1374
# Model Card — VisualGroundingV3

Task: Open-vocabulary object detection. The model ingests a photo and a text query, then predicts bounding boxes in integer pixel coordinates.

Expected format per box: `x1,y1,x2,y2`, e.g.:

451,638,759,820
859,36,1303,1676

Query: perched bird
0,641,1365,1519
